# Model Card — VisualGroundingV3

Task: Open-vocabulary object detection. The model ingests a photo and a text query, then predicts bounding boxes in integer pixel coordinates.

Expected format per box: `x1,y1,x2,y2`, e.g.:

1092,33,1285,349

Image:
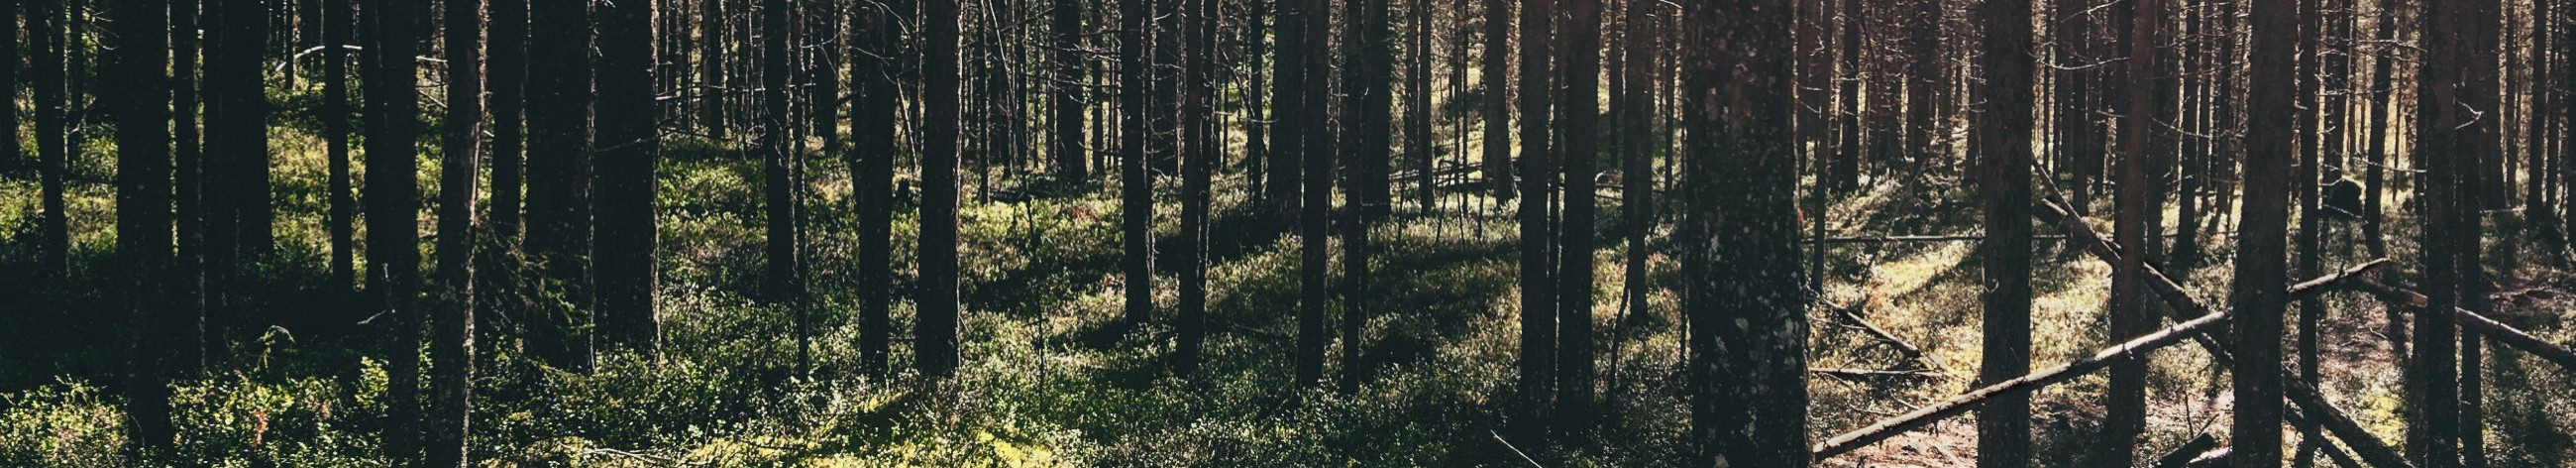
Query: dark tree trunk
600,0,663,359
1617,0,1657,410
113,0,175,449
2407,0,2464,462
2292,0,2326,462
1342,0,1391,395
1681,0,1807,463
1829,0,1862,193
1269,0,1310,227
2234,0,2297,462
2363,0,2398,353
324,0,356,292
1513,0,1557,441
0,0,15,175
763,0,806,371
2457,0,2502,465
2104,0,2165,463
429,0,484,462
2055,0,2093,214
853,0,902,377
229,0,273,256
805,0,837,152
918,0,964,377
481,0,527,349
1120,0,1156,328
34,0,67,274
1974,0,2033,463
1175,0,1215,376
172,0,208,374
361,0,427,459
1404,0,1432,214
1555,0,1600,434
700,0,725,137
525,0,597,373
1052,0,1085,181
1902,0,1940,169
1295,0,1333,388
1480,0,1512,199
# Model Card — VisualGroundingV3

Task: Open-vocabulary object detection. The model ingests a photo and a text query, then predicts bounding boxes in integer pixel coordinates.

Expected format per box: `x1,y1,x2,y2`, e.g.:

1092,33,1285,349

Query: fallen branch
2150,434,2222,468
2285,377,2416,468
1830,305,1942,370
1808,367,1941,380
1810,310,2232,459
2347,279,2576,373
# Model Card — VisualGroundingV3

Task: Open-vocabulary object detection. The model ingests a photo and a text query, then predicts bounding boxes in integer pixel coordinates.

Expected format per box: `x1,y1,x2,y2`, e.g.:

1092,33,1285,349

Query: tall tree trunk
1405,0,1433,214
1120,0,1156,328
1903,0,1941,170
2363,0,2398,353
1176,0,1215,376
762,0,809,370
1295,0,1333,388
700,0,725,137
114,0,175,449
1974,0,2033,463
2235,0,2297,462
2055,0,2093,214
600,0,663,359
2292,0,2327,462
1052,0,1086,181
853,0,902,377
1617,0,1657,415
2456,0,2502,465
1270,0,1310,228
1555,0,1600,434
362,0,427,459
805,0,837,152
229,0,273,256
1481,0,1512,199
918,0,964,377
1342,0,1391,395
429,0,485,462
325,0,356,292
2407,0,2464,461
34,0,67,274
2104,0,2164,463
1682,0,1807,463
1513,0,1557,441
0,0,15,175
172,0,208,373
525,0,597,373
1829,0,1862,193
482,0,527,348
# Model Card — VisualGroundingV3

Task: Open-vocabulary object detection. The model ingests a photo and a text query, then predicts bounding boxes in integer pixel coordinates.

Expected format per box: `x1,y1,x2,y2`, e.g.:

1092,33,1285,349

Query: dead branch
2347,279,2576,373
2152,434,2223,468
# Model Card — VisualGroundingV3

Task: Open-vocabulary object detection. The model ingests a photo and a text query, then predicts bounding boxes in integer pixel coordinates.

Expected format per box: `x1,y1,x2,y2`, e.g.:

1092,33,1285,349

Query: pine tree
2234,0,2298,463
600,0,664,358
919,0,965,377
1555,0,1601,434
1120,0,1156,329
1975,0,2034,462
526,0,598,373
1680,0,1807,463
113,0,176,450
429,0,486,462
1513,0,1557,440
361,0,429,459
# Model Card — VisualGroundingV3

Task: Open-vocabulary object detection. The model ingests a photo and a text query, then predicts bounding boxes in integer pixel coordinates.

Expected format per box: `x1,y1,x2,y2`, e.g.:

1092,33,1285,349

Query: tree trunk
1269,0,1310,227
482,0,527,351
525,0,597,373
1513,0,1557,441
1120,0,1156,328
1175,0,1215,376
1682,0,1807,463
1481,0,1512,200
429,0,485,462
2055,0,2093,214
1830,0,1862,193
1296,0,1334,388
324,0,355,293
2292,0,2326,462
34,0,67,274
2105,0,2165,463
1617,0,1657,414
918,0,964,377
1974,0,2033,462
854,0,902,377
172,0,208,374
1052,0,1085,181
230,0,274,256
2363,0,2397,354
700,0,725,137
1555,0,1600,434
113,0,175,449
0,0,15,175
762,0,807,372
2234,0,2297,462
600,0,663,359
362,0,427,458
1902,0,1941,170
1405,0,1433,214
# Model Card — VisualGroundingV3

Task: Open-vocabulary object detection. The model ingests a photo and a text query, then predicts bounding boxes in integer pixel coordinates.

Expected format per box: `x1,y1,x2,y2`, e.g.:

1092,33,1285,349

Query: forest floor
2,118,2574,465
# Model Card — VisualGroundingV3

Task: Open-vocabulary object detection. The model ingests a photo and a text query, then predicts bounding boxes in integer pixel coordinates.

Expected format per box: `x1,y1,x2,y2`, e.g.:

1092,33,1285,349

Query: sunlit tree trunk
2233,0,2297,463
429,0,485,463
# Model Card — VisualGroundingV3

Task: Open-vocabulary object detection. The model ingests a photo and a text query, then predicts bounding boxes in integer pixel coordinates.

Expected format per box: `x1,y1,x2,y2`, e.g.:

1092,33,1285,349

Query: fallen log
1830,305,1942,369
2150,434,2222,468
2347,279,2576,373
1808,367,1941,380
1809,310,2233,459
2286,376,2415,468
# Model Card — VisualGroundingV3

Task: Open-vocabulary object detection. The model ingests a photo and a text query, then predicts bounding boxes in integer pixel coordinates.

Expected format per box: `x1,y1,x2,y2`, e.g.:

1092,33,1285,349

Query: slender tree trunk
2056,0,2093,214
1295,0,1334,388
230,0,273,256
1903,0,1941,170
0,0,15,175
918,0,964,377
1481,0,1512,199
2457,0,2502,465
2363,0,2397,353
1617,0,1657,415
1513,0,1557,440
763,0,806,372
700,0,725,137
1270,0,1310,227
2292,0,2327,462
525,0,597,373
324,0,355,293
1555,0,1600,434
1975,0,2033,462
2234,0,2298,463
114,0,176,449
1339,0,1389,394
1832,0,1861,193
172,0,208,374
1175,0,1215,376
362,0,428,459
34,0,67,274
2104,0,2165,463
1052,0,1085,181
481,0,527,348
429,0,485,462
1405,0,1432,214
600,0,663,359
1120,0,1156,328
1682,0,1807,463
854,0,901,377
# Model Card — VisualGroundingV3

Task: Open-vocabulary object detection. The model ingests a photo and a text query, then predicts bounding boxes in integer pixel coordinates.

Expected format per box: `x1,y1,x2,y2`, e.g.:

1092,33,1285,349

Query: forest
0,0,2573,464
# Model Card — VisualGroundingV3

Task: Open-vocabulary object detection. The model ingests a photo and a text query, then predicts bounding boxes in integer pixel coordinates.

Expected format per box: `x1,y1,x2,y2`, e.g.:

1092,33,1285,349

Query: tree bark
1052,0,1086,181
1555,0,1601,433
918,0,964,377
526,0,598,373
1682,0,1807,463
853,0,902,377
1175,0,1215,376
1481,0,1512,199
1269,0,1311,227
1975,0,2034,462
2106,0,2166,462
430,0,485,462
362,0,428,458
1120,0,1156,328
33,0,67,274
1513,0,1557,441
1339,0,1390,394
1296,0,1334,388
2235,0,2299,462
324,0,356,293
113,0,175,449
762,0,808,372
600,0,663,359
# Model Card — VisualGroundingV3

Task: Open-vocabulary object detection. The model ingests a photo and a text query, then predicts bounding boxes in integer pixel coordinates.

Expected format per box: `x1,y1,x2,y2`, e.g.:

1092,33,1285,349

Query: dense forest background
0,0,2572,464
